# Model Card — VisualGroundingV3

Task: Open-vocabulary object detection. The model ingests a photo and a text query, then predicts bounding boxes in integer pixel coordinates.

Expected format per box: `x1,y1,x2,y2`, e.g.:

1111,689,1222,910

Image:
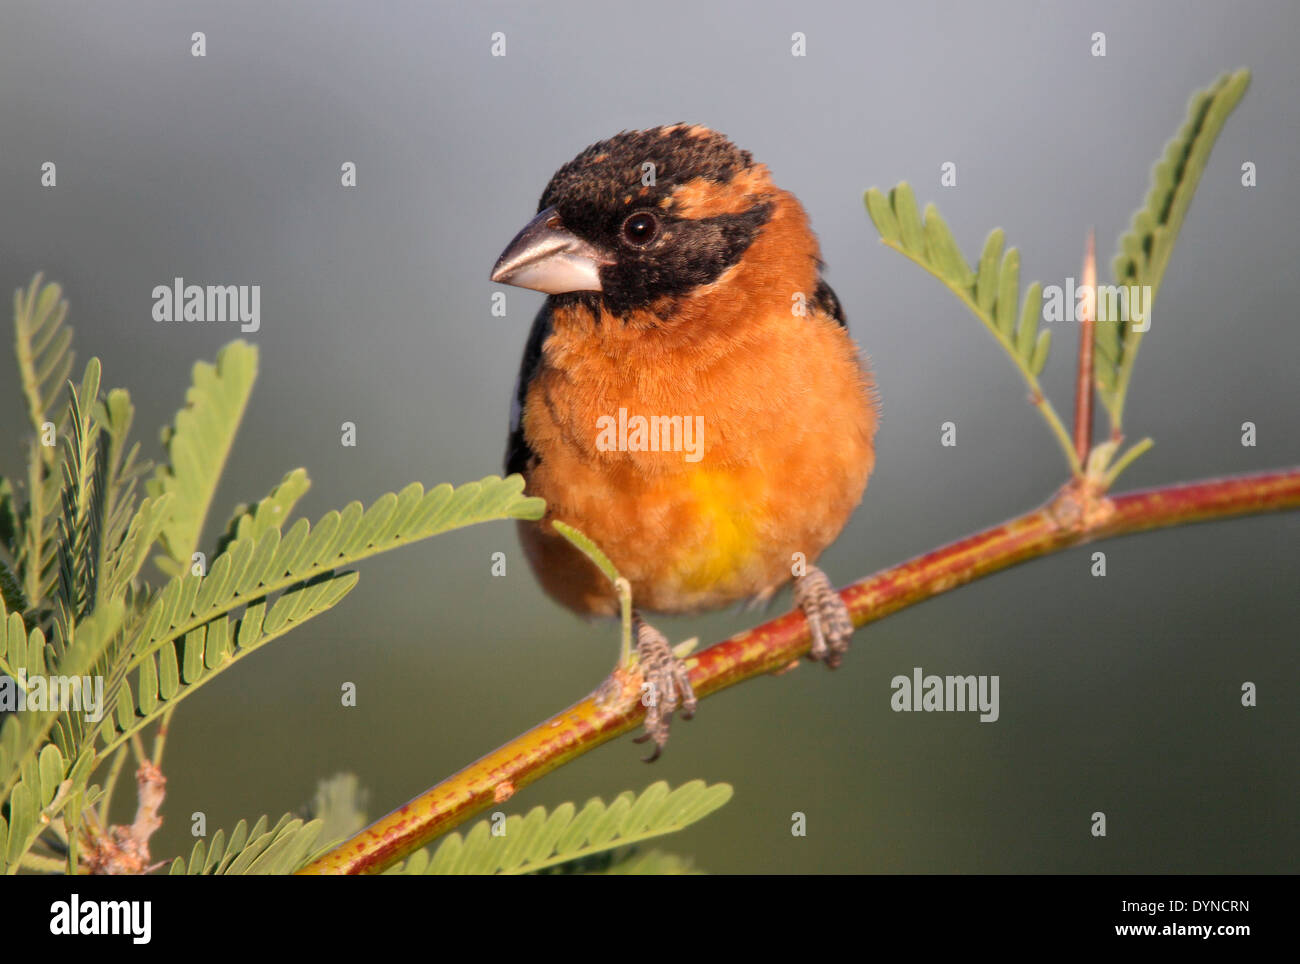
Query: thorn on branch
1074,230,1097,468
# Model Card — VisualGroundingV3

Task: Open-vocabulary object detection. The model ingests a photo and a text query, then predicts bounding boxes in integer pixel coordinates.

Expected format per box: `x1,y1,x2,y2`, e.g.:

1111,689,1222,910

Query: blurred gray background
1,0,1296,873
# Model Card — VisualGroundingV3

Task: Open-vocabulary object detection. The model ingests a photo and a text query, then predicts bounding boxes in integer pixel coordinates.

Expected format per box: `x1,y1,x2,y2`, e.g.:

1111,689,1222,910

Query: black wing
504,301,555,478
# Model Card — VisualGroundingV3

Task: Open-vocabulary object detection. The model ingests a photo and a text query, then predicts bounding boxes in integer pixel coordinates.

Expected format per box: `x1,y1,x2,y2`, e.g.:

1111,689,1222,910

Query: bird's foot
794,564,854,668
630,611,696,762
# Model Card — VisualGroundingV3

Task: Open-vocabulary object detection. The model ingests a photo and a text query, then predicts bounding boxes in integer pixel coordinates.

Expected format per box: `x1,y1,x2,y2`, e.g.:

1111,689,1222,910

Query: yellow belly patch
677,467,761,591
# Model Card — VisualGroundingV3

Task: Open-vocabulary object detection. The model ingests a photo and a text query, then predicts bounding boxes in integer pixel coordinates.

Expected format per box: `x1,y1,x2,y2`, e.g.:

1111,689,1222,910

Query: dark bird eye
621,212,659,245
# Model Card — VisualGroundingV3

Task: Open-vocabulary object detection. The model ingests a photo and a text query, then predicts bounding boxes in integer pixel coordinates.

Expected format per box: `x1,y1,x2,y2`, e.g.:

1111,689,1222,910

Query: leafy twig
301,466,1300,874
865,186,1079,476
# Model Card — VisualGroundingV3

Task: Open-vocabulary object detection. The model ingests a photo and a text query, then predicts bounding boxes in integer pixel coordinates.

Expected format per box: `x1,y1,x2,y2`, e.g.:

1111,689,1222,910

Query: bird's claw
795,564,854,668
631,611,696,762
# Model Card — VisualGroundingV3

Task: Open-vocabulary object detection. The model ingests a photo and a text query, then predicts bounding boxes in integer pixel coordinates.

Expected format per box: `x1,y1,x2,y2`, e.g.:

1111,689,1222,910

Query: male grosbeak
492,125,878,756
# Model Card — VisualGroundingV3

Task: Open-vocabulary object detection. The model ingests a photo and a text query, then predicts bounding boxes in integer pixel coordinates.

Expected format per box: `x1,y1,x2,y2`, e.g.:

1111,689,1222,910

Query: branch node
493,781,516,804
79,760,167,875
594,663,639,709
1048,477,1116,532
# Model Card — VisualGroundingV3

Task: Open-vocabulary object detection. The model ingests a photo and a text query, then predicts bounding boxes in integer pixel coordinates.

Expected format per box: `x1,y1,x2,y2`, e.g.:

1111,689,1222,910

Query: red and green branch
300,465,1300,874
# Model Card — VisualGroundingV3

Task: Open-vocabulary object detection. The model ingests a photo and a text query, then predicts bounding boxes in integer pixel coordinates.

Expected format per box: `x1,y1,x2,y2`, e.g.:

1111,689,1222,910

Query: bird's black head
491,125,775,318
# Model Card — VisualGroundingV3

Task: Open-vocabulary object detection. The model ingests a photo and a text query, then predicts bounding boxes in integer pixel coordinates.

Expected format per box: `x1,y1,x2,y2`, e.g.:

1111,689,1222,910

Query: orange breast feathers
517,189,879,616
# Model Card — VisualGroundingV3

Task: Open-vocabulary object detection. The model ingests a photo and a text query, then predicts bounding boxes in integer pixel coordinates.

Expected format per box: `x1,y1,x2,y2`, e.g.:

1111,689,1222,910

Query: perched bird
492,125,878,756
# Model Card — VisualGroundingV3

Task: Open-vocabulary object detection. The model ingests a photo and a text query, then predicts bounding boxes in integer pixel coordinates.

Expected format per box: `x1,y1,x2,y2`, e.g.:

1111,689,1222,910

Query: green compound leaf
147,341,259,578
169,813,326,875
99,570,360,756
12,276,75,605
386,780,733,876
121,475,543,687
1096,69,1250,429
13,274,74,444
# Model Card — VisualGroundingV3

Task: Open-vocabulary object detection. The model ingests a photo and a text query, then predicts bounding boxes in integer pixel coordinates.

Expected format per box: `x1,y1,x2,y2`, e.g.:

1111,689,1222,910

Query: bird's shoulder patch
812,278,846,328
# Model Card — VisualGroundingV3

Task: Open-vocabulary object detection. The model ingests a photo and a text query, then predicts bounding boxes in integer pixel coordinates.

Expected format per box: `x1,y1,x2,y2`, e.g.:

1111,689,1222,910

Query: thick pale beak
491,206,611,294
